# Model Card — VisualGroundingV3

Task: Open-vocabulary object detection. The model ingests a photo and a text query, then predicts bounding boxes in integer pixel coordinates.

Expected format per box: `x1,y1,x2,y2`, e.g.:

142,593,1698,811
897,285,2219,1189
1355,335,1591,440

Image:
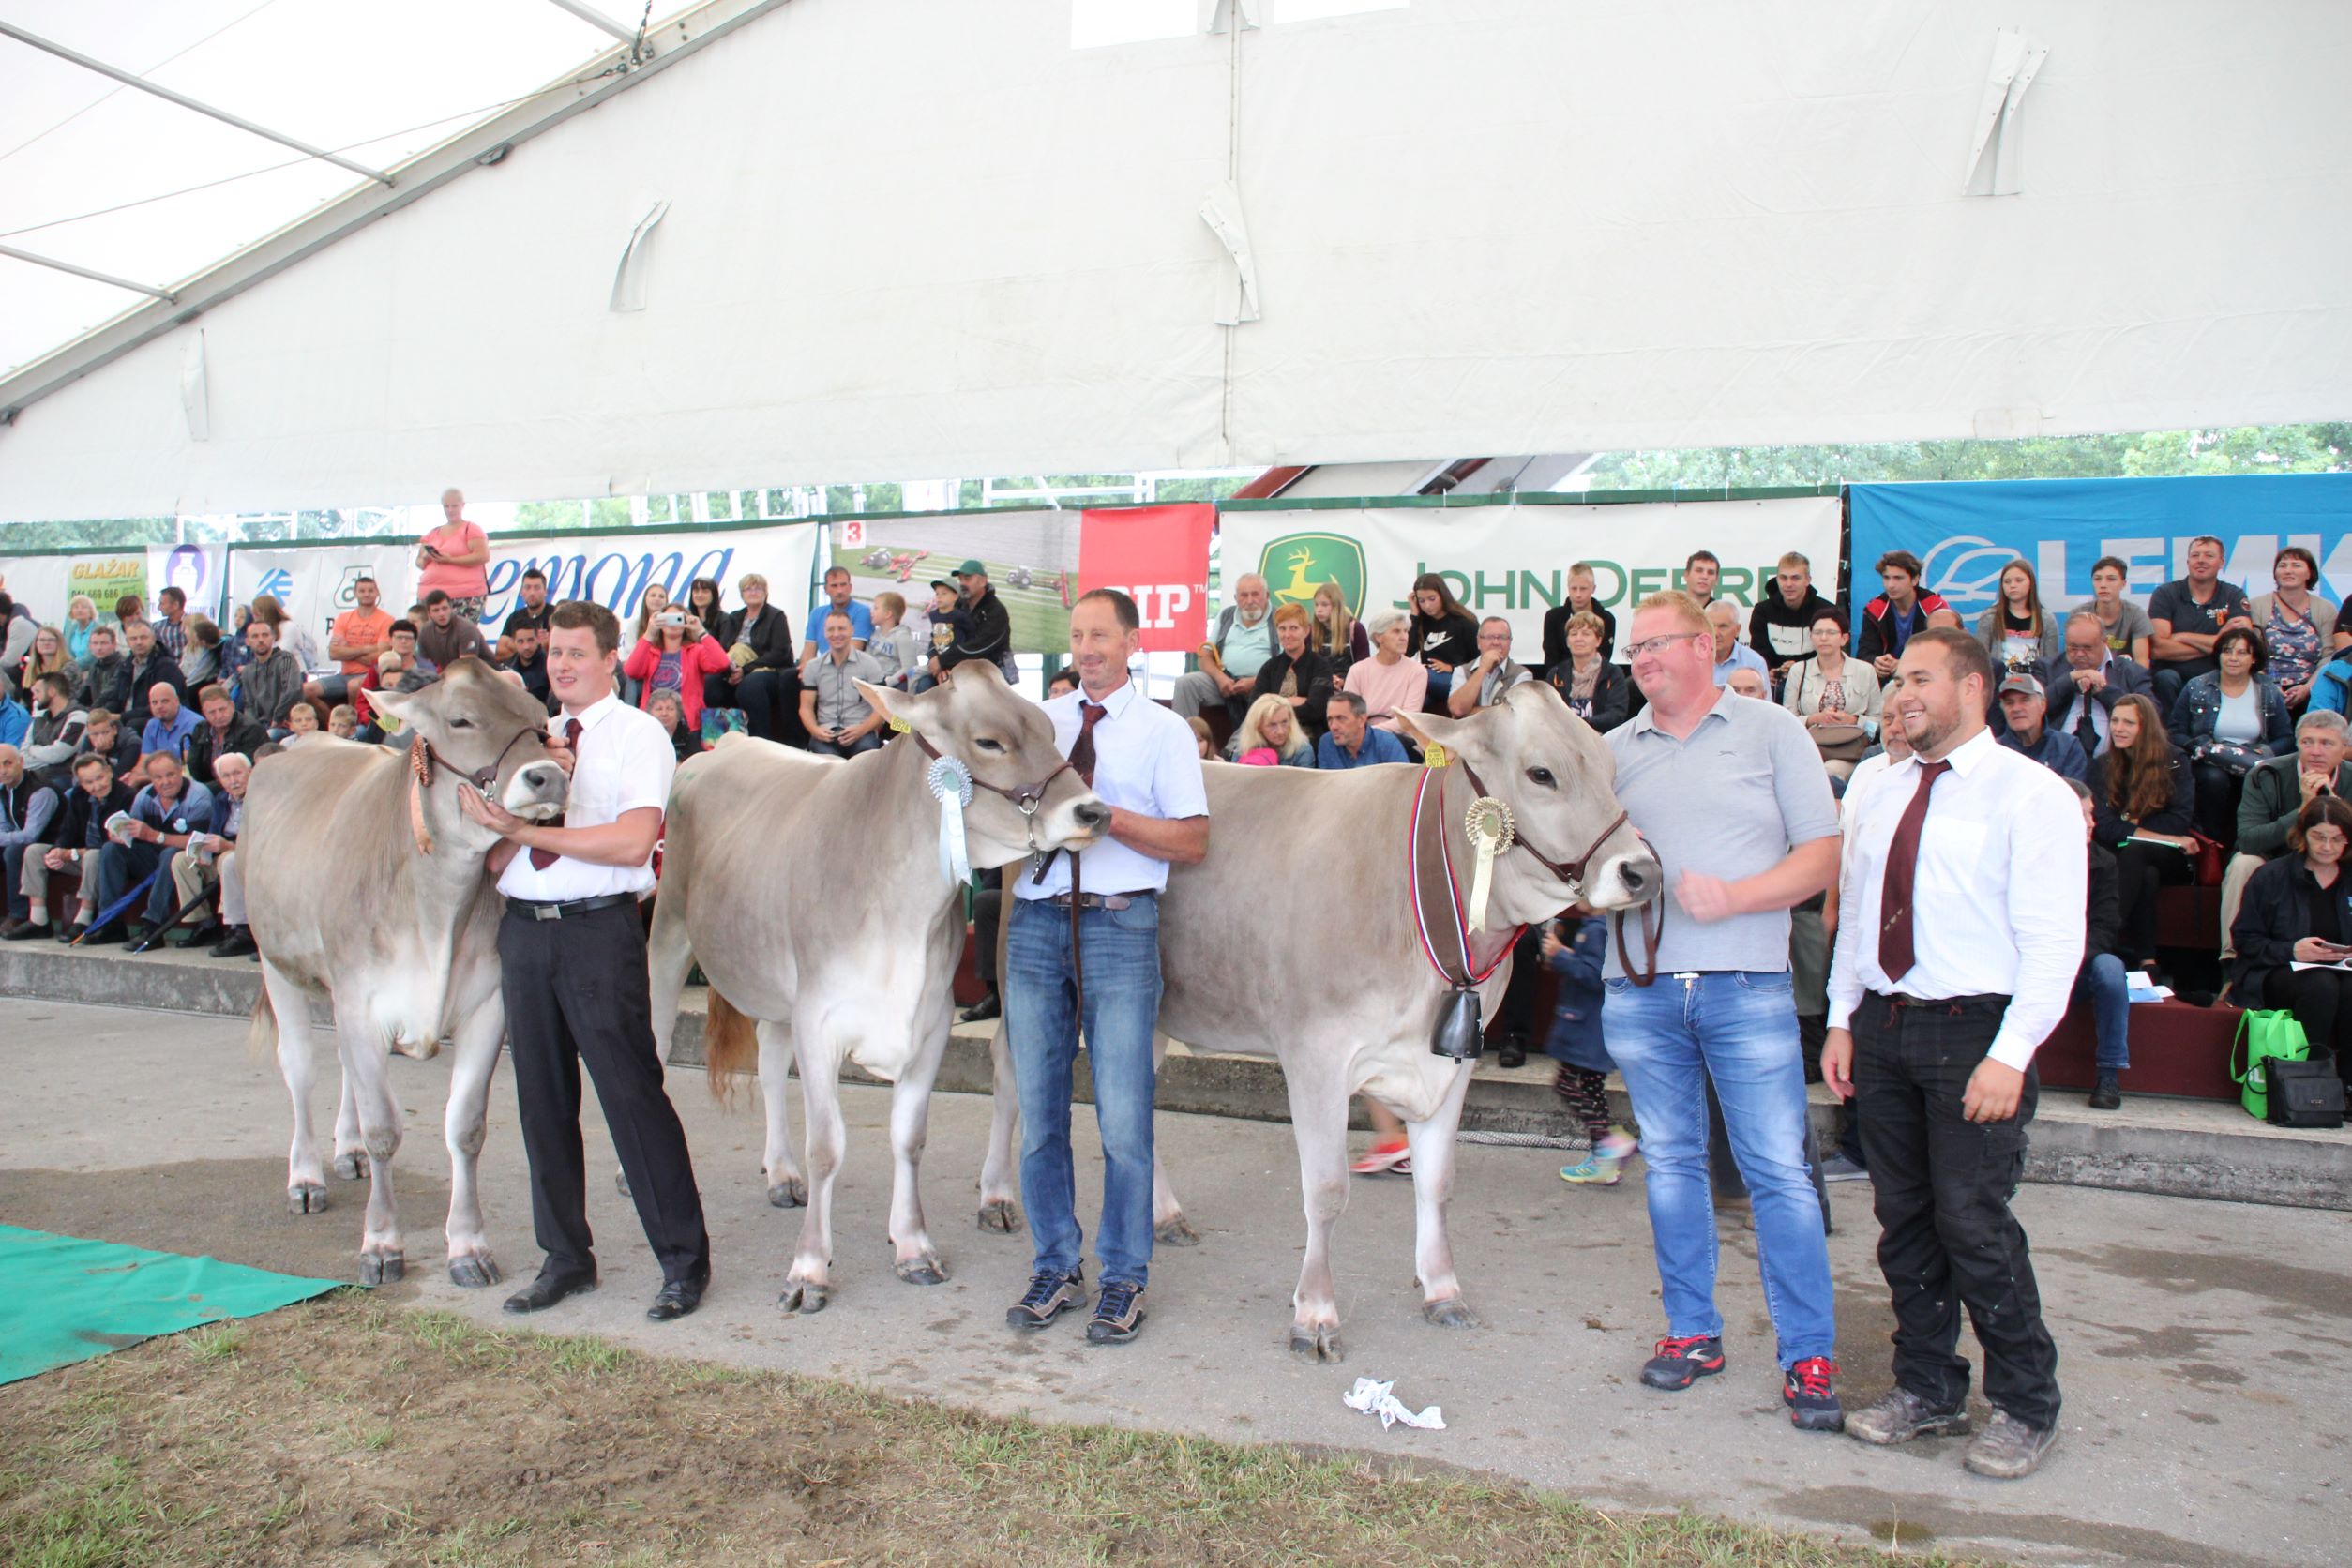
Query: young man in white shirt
1823,626,2082,1480
460,599,711,1324
1003,588,1209,1346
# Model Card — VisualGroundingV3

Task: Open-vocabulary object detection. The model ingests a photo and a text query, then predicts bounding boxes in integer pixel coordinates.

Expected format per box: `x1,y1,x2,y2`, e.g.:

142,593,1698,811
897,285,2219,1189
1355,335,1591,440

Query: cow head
1398,682,1660,922
858,663,1109,868
370,659,568,822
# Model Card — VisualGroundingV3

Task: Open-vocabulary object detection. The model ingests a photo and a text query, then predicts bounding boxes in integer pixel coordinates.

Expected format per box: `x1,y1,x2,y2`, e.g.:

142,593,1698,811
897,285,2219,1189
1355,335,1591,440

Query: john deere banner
1216,497,1844,662
0,544,227,629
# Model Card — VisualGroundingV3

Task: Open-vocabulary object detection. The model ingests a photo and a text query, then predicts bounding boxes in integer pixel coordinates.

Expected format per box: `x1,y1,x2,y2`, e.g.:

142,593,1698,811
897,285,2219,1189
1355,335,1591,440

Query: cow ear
369,686,414,721
1395,705,1468,758
857,679,933,732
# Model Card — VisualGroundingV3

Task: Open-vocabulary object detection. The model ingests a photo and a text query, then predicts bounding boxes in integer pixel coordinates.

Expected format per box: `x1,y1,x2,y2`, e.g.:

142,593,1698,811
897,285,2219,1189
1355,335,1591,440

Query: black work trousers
500,901,709,1285
2113,841,2193,966
1854,991,2060,1430
2267,967,2352,1088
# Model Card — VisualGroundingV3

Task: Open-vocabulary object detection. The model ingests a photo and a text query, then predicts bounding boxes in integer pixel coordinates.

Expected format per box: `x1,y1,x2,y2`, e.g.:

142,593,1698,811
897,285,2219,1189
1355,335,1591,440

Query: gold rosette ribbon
1463,796,1515,933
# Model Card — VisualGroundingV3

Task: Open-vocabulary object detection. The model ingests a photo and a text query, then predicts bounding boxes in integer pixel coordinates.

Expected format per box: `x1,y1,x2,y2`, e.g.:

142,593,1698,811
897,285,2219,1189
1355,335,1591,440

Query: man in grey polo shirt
1602,590,1846,1432
797,610,886,757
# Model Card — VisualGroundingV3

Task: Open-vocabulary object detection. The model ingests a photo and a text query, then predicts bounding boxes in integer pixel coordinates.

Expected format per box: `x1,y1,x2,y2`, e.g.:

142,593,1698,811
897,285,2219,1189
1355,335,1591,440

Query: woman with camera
2229,793,2352,1097
623,600,732,738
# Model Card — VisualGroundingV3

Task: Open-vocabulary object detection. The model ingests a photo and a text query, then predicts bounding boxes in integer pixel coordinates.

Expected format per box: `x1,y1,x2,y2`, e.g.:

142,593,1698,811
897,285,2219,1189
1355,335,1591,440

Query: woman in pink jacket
623,606,733,732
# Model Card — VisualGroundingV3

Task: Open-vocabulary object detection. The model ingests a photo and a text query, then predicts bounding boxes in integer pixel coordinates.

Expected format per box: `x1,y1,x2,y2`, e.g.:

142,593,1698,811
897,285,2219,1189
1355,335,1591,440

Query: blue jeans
808,731,882,758
1602,970,1836,1367
1005,893,1165,1289
2073,954,2131,1071
92,840,163,928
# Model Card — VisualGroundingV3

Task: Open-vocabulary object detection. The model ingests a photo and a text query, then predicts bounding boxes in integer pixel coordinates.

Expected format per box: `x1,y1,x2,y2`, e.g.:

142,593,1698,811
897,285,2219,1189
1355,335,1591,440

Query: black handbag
2264,1053,2348,1128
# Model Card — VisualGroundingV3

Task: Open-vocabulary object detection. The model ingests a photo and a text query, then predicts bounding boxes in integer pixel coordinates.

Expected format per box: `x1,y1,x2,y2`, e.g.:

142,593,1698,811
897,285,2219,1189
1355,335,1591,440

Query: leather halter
903,729,1073,823
1452,757,1661,987
406,726,547,855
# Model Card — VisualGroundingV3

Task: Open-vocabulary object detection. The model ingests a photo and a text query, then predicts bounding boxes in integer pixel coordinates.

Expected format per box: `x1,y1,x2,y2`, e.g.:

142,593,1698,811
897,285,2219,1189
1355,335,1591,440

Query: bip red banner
1075,504,1213,654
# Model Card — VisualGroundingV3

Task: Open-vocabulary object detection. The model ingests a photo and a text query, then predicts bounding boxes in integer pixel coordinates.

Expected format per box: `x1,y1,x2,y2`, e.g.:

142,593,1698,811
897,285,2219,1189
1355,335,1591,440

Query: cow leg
336,1000,406,1288
441,980,506,1289
756,1019,806,1208
332,1074,365,1182
1285,1056,1352,1364
975,1022,1022,1233
887,1017,950,1286
264,963,331,1215
779,1029,845,1314
645,885,694,1066
1406,1064,1479,1329
1150,1031,1198,1246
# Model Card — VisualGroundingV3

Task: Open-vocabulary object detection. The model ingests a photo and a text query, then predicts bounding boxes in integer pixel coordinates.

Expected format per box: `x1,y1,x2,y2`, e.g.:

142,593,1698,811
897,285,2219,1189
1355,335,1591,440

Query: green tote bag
2230,1009,2311,1121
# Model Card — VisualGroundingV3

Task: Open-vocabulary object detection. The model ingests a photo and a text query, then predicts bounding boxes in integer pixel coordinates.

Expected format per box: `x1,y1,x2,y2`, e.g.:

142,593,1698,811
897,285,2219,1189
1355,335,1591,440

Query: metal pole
0,21,394,187
540,0,639,44
0,242,175,301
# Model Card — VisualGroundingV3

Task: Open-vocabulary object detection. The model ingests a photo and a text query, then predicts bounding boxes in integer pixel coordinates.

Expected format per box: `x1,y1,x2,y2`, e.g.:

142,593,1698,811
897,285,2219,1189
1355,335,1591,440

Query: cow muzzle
1585,850,1663,911
503,761,569,821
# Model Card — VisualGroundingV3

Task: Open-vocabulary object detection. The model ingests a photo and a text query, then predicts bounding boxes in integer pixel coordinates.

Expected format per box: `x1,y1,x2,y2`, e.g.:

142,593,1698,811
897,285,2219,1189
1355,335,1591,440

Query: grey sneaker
1820,1153,1869,1183
1845,1384,1971,1446
1963,1409,2058,1479
1086,1280,1147,1345
1005,1267,1083,1331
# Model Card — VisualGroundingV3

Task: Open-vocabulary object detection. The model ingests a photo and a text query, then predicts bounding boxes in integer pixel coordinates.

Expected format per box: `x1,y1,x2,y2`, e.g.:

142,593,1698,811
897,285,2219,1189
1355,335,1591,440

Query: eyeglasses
1625,632,1707,659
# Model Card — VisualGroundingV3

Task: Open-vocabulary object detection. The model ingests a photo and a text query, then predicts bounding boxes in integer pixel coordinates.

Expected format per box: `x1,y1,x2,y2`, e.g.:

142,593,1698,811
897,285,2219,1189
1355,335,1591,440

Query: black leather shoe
209,926,257,958
53,921,85,943
1,919,51,941
80,923,128,946
959,993,1002,1023
647,1273,708,1322
502,1268,597,1315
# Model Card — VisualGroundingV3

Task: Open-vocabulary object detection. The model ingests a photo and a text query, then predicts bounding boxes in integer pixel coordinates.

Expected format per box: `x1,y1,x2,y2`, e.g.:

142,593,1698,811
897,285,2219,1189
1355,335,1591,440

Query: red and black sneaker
1640,1334,1726,1391
1783,1355,1846,1432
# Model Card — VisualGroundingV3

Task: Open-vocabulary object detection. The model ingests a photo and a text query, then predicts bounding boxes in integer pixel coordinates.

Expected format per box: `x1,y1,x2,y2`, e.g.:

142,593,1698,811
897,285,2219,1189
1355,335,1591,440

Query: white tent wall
3,0,2350,522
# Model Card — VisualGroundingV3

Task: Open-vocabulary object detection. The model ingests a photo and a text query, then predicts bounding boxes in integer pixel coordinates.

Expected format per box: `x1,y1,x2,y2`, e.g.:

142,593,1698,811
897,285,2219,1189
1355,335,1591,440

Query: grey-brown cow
243,659,568,1287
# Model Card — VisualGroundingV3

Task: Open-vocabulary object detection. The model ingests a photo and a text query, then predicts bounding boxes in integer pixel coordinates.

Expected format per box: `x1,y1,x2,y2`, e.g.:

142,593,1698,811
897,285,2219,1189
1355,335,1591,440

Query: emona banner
1215,497,1843,661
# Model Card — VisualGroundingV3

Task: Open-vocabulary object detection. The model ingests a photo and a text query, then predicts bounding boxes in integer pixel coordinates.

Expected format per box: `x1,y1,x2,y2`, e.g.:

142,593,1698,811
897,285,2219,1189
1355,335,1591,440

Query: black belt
1869,989,2009,1013
505,892,638,922
1045,890,1154,911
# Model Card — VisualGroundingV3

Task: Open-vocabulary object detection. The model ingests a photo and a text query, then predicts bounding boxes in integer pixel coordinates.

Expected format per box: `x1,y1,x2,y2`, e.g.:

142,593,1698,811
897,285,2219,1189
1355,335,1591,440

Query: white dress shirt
1827,727,2087,1071
1015,677,1208,900
495,692,673,901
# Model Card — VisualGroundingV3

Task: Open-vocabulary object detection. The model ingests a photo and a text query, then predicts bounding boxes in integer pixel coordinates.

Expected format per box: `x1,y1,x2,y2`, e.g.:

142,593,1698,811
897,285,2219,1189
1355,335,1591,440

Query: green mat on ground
0,1223,340,1386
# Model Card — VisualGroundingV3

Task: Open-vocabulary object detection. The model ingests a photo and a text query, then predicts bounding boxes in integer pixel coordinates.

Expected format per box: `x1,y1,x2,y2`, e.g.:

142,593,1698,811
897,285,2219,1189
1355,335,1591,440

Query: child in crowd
916,579,967,692
1543,901,1639,1185
326,704,359,739
867,591,923,690
282,701,322,742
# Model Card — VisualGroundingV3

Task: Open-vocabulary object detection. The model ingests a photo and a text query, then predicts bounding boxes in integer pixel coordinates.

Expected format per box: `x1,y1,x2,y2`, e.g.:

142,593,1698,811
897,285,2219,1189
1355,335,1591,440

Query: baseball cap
928,577,957,591
1997,671,2044,699
952,558,987,578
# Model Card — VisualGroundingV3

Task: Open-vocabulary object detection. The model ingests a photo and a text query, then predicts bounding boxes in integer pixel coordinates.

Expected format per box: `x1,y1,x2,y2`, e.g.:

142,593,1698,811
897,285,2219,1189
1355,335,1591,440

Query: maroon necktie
528,717,582,869
1877,760,1951,982
1068,701,1108,786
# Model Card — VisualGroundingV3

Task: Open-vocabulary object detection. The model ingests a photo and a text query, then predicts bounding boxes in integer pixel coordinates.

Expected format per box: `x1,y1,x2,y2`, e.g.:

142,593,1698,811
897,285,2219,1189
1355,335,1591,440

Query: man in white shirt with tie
460,599,712,1325
1003,589,1209,1347
1823,626,2083,1480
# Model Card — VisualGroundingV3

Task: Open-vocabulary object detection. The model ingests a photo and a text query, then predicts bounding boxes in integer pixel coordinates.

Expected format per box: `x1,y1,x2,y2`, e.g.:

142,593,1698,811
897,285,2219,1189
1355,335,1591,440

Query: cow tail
247,985,278,1063
703,988,757,1104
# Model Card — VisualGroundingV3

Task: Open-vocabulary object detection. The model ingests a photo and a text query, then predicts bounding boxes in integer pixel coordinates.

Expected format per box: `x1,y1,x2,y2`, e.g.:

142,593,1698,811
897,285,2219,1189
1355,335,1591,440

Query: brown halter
406,726,548,855
1455,757,1661,986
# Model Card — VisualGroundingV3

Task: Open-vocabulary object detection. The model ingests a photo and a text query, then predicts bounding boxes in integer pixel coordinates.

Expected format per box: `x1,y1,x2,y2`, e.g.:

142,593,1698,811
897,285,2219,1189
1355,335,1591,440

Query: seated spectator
1974,558,2062,674
309,573,395,710
219,604,254,686
237,617,307,733
494,567,554,663
23,673,87,789
113,592,143,627
0,743,60,939
867,591,923,690
1543,611,1632,732
1226,695,1315,767
1251,604,1334,737
1725,668,1770,700
2073,554,2155,667
625,601,733,735
1446,616,1534,716
1747,551,1832,683
62,594,98,664
73,625,125,711
1705,599,1768,689
1184,716,1215,760
187,684,269,787
0,586,31,677
1544,562,1617,667
2247,545,2334,710
504,621,554,714
353,622,422,738
914,579,964,694
1045,668,1080,700
161,751,249,948
1317,689,1409,769
1174,573,1277,727
645,689,701,762
1925,607,1965,632
79,708,143,788
16,623,75,696
936,562,1011,683
716,573,800,746
326,704,359,739
281,701,324,742
141,681,201,762
247,593,320,673
1311,579,1373,671
1543,904,1637,1185
1408,574,1480,714
1782,608,1881,778
1996,672,2088,782
1857,550,1951,682
0,678,25,750
2220,709,2352,966
2043,610,2153,758
1343,608,1429,735
112,619,186,735
181,617,223,687
2087,693,2197,975
150,585,191,662
25,752,137,942
415,589,493,674
796,610,887,758
2148,534,2254,711
798,565,874,666
2306,642,2352,718
2169,625,2293,845
2065,778,2131,1109
83,751,215,946
2228,793,2352,1104
1681,550,1721,605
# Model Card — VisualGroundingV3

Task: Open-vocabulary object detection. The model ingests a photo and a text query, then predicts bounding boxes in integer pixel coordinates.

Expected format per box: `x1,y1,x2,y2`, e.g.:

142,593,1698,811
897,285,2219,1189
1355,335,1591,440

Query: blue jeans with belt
1005,892,1164,1289
1602,969,1836,1368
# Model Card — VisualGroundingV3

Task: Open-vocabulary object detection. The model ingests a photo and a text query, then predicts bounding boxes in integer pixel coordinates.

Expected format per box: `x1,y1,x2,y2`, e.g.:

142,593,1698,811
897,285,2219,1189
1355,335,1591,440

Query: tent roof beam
541,0,641,45
0,244,176,303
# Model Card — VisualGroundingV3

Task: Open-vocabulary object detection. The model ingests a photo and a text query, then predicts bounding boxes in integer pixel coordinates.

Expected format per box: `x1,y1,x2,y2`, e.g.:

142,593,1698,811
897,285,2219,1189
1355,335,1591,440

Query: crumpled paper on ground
1342,1377,1446,1431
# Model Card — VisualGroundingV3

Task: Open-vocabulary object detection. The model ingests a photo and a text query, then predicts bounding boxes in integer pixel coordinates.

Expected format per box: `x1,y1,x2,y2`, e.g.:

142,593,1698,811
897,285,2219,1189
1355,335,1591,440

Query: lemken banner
1849,475,2352,618
1216,497,1843,661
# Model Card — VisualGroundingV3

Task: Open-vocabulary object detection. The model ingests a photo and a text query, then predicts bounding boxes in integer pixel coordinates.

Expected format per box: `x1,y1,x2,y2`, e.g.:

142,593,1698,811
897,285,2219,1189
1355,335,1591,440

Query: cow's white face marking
502,760,568,821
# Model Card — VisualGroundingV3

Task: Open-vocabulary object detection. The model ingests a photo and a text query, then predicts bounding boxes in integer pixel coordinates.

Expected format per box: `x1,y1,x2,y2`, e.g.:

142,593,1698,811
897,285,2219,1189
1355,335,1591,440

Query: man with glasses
2041,611,2151,758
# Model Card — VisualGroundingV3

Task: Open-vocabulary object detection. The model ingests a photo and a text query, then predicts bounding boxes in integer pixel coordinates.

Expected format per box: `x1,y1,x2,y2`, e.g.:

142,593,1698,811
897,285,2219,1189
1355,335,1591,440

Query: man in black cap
939,558,1011,680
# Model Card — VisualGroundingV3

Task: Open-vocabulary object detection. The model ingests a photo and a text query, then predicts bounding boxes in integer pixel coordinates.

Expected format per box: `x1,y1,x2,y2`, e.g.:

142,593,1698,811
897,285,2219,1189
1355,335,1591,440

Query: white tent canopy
3,0,2349,521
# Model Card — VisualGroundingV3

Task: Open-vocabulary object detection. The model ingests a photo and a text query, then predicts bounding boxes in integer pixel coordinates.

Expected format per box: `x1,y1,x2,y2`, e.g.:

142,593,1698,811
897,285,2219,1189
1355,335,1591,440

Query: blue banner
1847,475,2352,633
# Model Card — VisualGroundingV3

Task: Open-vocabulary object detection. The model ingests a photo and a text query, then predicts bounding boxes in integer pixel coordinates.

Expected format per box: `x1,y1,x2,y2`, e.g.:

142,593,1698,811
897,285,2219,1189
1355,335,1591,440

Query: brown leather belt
1045,891,1153,912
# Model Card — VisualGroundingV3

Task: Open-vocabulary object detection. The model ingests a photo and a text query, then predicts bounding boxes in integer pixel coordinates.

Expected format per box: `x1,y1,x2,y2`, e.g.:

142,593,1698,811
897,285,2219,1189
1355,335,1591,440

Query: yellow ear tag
1423,742,1451,769
888,716,912,734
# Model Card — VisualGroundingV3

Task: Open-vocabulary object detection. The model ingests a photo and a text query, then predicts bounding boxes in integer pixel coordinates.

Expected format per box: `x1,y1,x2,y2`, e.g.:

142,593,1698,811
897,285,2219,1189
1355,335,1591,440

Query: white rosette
927,755,977,886
1462,796,1515,934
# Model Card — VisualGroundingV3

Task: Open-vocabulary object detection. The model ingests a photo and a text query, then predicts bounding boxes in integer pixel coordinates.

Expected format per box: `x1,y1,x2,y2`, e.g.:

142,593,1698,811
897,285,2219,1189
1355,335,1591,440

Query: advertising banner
1077,504,1214,654
481,524,820,634
1216,497,1844,662
1848,475,2352,624
229,545,414,656
827,510,1075,655
0,544,226,628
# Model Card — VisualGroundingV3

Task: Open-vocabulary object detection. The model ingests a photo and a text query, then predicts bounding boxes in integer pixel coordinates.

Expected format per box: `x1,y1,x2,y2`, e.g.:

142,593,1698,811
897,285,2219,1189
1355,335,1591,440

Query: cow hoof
1289,1324,1346,1364
613,1168,632,1199
975,1199,1021,1234
358,1252,405,1289
778,1281,829,1315
894,1257,948,1287
448,1255,504,1289
1153,1214,1201,1248
287,1183,329,1214
332,1152,365,1182
1422,1298,1479,1330
766,1178,808,1209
